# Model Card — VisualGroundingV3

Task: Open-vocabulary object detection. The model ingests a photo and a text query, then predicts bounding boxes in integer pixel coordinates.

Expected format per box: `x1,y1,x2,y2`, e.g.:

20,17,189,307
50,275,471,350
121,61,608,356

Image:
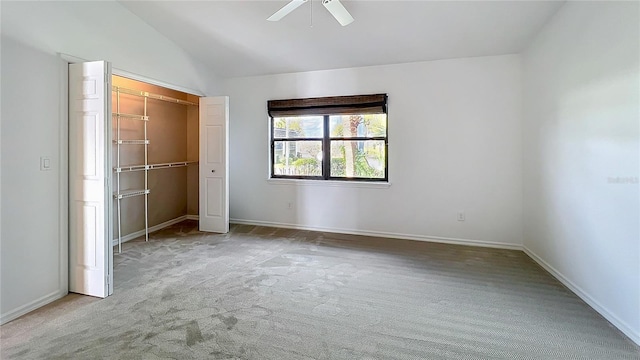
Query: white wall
1,37,63,323
522,1,639,344
224,55,523,247
0,1,220,95
0,1,219,323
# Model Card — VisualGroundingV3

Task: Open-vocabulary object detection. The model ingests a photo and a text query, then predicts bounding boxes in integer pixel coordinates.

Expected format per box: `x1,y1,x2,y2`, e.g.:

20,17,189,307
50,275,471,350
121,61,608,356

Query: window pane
330,140,386,178
273,116,323,139
273,141,323,176
329,114,387,138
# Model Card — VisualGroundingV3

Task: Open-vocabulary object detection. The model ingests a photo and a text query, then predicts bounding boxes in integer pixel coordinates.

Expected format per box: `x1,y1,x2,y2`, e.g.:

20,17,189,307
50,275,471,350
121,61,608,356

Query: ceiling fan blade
322,0,354,26
267,0,308,22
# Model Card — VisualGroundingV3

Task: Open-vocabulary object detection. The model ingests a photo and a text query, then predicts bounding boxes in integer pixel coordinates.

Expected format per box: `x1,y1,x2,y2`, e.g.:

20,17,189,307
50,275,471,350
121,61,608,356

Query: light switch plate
40,156,52,171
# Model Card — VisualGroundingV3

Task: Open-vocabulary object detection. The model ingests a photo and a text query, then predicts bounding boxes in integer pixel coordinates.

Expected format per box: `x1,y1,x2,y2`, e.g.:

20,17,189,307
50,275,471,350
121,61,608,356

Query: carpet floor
1,220,638,359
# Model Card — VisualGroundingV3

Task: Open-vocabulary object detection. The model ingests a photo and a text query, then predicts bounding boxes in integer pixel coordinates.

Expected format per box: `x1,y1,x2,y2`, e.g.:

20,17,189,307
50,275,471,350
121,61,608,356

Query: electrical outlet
457,212,465,221
287,202,293,210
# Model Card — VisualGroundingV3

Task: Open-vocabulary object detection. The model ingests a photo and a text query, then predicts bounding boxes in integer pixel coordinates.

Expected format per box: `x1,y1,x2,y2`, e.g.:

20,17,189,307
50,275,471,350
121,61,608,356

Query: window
269,94,388,181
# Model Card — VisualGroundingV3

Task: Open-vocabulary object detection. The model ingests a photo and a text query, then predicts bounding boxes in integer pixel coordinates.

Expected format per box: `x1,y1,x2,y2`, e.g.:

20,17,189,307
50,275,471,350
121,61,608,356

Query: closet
111,76,200,251
69,61,228,298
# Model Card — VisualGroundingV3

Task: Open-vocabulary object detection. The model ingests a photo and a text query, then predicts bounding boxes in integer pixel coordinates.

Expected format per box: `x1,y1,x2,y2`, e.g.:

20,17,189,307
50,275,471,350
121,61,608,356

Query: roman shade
268,94,387,117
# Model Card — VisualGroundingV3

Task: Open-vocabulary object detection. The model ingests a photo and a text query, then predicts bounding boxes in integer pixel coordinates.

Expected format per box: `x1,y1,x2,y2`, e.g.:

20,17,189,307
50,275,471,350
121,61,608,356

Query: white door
69,61,113,298
199,97,229,233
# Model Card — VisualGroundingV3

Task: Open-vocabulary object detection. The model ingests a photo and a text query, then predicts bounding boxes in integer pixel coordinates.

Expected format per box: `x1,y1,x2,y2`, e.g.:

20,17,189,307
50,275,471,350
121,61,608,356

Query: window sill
267,178,391,189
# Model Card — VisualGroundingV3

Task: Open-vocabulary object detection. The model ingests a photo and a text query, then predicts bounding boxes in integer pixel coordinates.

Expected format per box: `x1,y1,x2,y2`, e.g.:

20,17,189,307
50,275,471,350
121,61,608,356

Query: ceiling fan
267,0,355,26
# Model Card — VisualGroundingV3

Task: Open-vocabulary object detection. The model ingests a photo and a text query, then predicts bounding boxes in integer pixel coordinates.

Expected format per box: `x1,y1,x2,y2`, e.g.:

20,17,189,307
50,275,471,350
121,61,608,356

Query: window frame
270,114,388,182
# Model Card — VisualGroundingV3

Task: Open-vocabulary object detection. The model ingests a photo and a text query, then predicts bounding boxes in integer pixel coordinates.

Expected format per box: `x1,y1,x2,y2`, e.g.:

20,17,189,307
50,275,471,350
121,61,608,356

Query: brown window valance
268,94,387,117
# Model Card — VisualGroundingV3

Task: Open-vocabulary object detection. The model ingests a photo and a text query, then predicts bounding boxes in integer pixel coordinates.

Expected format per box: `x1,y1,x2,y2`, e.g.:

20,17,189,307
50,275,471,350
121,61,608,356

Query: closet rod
112,112,149,121
114,161,198,173
113,140,149,145
113,189,151,200
147,161,198,170
112,86,198,106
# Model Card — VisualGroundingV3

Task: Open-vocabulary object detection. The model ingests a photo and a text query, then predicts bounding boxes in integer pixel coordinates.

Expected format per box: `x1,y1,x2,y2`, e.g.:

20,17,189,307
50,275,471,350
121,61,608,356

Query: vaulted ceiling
119,1,564,78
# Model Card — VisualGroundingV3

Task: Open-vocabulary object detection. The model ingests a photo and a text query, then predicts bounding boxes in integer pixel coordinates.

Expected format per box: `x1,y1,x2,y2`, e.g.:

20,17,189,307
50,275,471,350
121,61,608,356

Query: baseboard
229,218,522,250
112,215,192,247
185,215,199,221
523,246,640,346
0,290,66,325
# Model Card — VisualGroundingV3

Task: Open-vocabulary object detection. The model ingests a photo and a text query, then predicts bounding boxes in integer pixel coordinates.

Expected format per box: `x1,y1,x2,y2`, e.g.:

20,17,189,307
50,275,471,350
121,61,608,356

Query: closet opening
69,60,228,298
111,75,200,252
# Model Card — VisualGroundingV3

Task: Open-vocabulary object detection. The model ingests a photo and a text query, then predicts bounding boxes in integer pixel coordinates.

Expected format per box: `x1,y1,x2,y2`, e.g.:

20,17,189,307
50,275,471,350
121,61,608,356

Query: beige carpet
1,221,638,359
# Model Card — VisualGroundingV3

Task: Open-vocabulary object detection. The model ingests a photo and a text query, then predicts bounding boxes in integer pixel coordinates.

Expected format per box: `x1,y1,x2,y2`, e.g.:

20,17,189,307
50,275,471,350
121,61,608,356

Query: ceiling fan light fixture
322,0,354,26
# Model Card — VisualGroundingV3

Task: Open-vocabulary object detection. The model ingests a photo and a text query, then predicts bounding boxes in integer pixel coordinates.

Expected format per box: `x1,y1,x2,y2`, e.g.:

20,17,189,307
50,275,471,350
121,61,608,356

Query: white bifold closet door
199,97,229,233
68,61,113,298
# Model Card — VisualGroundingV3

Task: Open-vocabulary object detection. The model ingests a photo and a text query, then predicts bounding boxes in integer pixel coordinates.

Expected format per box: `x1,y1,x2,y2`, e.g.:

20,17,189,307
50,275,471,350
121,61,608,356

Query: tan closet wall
112,76,199,238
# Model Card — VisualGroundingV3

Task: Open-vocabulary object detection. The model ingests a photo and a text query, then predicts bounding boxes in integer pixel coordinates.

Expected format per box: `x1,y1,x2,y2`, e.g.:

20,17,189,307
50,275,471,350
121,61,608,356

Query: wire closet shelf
112,84,198,253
